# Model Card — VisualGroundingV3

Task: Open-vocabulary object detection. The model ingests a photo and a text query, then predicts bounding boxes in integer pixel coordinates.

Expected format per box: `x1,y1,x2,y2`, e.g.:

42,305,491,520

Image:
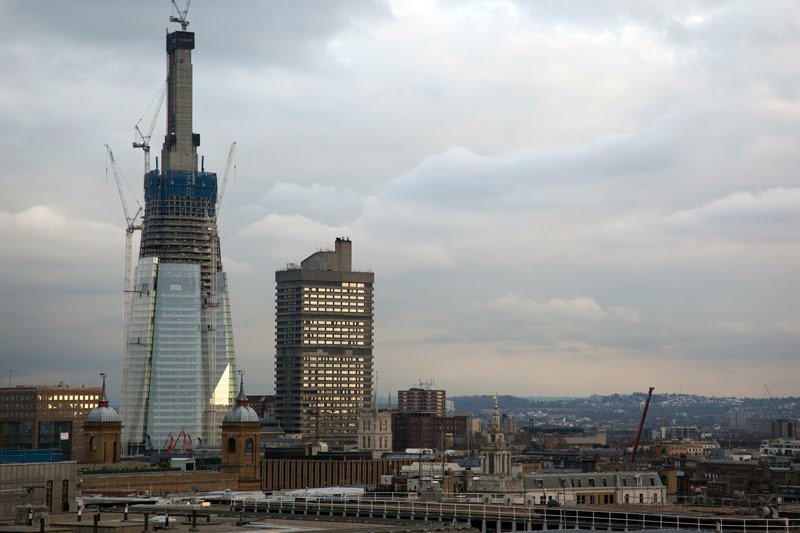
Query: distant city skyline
0,1,798,397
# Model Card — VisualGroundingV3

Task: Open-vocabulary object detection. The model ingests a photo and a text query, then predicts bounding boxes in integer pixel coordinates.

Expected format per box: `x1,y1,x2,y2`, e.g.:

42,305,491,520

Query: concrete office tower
275,238,374,446
121,26,236,454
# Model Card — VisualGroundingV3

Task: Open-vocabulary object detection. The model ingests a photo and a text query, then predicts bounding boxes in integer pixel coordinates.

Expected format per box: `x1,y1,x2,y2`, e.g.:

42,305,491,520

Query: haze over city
1,0,799,398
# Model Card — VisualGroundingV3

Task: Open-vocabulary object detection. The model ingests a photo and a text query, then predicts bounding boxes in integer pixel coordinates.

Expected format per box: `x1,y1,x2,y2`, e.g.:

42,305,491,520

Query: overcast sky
1,1,799,400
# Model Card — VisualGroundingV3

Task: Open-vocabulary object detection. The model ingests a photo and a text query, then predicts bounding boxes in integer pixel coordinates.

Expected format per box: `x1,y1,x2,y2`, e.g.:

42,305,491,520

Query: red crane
630,387,654,463
164,429,193,453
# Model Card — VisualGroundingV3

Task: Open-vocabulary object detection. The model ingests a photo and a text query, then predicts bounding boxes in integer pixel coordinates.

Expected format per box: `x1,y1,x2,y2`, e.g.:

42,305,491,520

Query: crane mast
105,145,143,386
205,142,236,442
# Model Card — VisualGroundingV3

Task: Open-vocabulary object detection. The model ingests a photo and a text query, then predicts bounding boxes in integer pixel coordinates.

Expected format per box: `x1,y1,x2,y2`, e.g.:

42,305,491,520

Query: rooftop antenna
170,0,191,31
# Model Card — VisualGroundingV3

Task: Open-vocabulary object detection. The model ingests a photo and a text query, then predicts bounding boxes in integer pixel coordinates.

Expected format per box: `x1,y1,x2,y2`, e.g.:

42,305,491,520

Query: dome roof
86,405,121,423
223,373,259,424
86,374,121,423
223,404,259,423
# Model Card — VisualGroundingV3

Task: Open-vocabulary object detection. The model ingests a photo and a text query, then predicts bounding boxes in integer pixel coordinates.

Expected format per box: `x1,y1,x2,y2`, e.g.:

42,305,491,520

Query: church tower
221,372,261,489
83,374,122,464
357,391,392,459
480,394,510,476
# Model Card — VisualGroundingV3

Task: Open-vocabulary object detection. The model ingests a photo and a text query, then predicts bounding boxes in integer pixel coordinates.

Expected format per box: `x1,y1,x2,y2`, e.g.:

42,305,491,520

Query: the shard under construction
121,19,237,454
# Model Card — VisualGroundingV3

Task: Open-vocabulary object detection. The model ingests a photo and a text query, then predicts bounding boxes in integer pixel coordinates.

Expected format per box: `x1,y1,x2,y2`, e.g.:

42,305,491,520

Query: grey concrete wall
0,462,77,519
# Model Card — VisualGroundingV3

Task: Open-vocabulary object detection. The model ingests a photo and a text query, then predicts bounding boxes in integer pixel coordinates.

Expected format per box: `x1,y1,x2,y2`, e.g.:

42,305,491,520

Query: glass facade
147,263,203,448
0,421,34,449
121,257,158,452
38,421,72,460
121,260,236,453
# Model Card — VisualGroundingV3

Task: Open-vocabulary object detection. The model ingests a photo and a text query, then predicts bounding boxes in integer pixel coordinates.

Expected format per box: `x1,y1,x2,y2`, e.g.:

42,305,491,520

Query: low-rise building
392,412,478,450
0,461,77,518
564,428,607,448
760,438,800,456
663,441,720,457
261,453,413,490
524,472,666,506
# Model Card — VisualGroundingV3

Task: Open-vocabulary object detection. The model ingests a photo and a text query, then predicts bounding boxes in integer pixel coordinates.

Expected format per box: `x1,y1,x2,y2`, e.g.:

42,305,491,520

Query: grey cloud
666,188,800,242
2,1,800,396
261,182,366,225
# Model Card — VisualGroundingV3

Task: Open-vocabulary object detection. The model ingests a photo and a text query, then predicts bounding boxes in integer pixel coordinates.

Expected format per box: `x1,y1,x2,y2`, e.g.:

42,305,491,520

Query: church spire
98,372,110,408
491,392,501,432
235,370,248,406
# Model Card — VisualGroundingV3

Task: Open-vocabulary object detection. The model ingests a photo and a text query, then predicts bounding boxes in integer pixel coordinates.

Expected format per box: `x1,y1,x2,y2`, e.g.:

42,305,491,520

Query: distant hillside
449,393,799,423
450,395,563,413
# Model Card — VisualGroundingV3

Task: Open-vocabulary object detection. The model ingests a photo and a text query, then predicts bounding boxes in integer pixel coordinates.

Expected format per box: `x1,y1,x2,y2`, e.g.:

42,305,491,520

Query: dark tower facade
275,238,374,446
121,21,237,454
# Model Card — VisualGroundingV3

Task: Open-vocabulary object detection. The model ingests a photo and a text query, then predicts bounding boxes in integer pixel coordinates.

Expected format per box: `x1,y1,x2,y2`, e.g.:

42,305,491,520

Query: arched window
90,436,96,451
227,437,236,454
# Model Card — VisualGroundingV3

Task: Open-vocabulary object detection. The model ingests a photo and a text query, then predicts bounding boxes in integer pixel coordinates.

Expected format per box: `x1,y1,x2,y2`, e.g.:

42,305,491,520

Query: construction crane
132,82,166,175
217,142,237,215
764,384,785,418
164,428,193,453
630,386,654,463
105,145,143,367
170,0,191,31
204,142,236,444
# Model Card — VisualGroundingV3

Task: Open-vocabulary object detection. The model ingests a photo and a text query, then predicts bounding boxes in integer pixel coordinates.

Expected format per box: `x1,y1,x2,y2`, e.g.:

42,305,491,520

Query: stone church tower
480,394,510,476
221,372,261,489
357,393,392,459
82,374,122,464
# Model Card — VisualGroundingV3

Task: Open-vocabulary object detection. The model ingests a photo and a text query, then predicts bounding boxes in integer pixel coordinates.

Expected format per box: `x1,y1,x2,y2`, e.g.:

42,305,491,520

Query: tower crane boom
217,142,236,216
764,384,785,418
132,82,166,175
630,386,654,463
105,145,142,230
170,0,191,31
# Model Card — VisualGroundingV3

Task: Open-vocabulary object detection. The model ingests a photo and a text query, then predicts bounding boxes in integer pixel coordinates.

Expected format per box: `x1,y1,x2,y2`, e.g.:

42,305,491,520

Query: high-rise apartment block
275,238,374,446
121,23,236,454
398,386,446,417
771,418,798,439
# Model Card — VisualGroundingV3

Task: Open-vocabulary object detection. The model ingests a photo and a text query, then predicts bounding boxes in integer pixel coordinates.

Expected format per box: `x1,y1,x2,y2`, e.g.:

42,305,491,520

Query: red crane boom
630,386,654,463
